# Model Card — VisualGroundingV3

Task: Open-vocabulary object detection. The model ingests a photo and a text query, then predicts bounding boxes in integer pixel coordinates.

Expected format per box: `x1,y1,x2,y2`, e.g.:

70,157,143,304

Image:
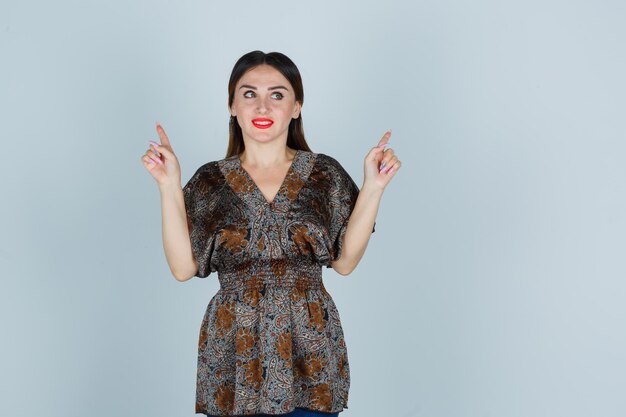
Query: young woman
141,50,401,417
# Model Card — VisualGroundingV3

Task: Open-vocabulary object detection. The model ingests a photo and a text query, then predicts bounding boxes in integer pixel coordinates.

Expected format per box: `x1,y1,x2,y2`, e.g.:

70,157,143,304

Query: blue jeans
207,408,340,417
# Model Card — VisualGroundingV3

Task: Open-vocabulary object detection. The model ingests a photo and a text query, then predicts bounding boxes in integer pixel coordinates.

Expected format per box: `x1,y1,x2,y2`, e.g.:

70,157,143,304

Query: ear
229,103,236,117
292,101,302,119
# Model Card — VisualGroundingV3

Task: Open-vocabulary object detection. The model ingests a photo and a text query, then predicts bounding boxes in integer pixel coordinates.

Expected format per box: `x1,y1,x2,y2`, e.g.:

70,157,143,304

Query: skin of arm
329,130,401,275
143,124,198,282
159,181,198,282
330,182,384,275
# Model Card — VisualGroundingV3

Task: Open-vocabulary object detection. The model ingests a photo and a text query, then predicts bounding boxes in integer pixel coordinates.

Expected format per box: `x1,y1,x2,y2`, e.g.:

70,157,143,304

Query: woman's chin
244,129,286,142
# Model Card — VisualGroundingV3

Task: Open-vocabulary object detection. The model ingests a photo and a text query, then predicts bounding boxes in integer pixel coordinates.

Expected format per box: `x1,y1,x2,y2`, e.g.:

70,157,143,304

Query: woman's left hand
363,130,401,190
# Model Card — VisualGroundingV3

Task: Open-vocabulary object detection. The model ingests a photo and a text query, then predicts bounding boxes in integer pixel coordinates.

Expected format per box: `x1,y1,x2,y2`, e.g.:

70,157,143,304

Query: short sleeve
323,155,376,268
182,164,219,278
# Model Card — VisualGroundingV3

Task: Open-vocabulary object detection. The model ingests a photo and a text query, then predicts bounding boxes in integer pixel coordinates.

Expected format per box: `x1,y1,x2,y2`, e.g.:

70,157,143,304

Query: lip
252,118,274,129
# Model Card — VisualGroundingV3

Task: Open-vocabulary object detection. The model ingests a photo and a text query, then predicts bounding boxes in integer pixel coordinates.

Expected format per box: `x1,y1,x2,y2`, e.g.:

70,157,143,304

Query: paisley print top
183,149,376,416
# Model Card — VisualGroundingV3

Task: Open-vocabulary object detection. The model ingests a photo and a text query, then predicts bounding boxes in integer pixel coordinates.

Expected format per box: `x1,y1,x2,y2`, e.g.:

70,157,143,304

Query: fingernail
388,168,394,174
149,141,161,157
148,150,163,165
380,161,386,170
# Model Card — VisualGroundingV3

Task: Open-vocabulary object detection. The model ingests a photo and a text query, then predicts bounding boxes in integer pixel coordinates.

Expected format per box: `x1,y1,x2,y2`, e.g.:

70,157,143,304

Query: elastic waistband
217,258,324,293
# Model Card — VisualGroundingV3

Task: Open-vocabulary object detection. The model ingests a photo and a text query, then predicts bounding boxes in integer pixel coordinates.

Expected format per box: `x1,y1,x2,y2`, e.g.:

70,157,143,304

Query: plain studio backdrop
1,1,625,416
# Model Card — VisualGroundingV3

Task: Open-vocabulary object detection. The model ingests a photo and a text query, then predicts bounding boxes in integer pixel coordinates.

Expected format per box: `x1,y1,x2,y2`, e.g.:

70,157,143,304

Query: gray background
1,0,624,416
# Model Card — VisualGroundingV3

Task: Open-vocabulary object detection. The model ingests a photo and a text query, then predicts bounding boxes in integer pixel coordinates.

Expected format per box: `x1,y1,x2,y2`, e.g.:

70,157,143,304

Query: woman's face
230,64,301,146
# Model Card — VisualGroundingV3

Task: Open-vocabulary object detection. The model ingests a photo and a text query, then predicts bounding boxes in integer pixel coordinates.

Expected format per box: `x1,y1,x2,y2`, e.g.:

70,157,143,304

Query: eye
271,92,284,100
243,90,255,98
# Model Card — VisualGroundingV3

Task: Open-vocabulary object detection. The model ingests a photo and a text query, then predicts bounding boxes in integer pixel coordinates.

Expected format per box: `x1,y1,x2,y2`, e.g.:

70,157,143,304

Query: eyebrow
239,84,289,91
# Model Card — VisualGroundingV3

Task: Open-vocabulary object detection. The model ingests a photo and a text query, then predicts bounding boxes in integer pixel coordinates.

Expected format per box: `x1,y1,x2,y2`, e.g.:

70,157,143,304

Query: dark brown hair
225,50,312,158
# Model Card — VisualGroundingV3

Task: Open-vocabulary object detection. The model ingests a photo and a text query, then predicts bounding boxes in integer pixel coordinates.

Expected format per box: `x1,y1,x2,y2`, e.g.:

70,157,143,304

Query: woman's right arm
159,182,198,282
142,123,198,282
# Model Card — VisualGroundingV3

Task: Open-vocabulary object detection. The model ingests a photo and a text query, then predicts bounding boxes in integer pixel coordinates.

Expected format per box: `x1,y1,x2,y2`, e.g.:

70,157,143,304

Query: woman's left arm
331,130,401,275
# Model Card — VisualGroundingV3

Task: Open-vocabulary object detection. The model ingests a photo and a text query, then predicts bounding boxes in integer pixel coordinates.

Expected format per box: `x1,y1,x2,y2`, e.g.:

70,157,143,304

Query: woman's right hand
141,123,182,187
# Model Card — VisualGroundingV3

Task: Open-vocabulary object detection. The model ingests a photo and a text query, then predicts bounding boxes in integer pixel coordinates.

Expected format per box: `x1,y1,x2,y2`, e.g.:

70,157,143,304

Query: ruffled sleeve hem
316,153,376,269
324,218,376,269
183,162,223,279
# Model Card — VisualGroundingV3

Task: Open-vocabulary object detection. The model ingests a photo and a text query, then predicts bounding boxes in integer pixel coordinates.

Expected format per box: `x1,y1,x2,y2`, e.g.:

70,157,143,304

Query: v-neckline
236,149,300,206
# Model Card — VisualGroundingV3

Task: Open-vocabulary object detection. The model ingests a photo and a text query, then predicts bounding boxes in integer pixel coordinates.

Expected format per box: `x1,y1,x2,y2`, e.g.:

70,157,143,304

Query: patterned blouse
182,149,376,416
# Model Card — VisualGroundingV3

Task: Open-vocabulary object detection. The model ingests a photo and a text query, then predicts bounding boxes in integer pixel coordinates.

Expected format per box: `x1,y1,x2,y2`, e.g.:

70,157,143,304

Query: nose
256,95,271,114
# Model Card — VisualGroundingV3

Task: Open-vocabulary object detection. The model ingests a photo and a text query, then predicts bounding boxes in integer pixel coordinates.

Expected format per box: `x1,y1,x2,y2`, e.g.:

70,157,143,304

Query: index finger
156,122,171,147
377,130,392,148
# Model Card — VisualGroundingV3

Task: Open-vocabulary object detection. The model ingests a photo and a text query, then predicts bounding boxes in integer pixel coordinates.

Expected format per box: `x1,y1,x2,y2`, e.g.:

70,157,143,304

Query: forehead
237,64,291,88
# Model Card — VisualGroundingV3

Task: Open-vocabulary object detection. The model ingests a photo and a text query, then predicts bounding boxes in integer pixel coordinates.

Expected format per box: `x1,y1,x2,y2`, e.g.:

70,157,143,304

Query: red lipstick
252,118,274,129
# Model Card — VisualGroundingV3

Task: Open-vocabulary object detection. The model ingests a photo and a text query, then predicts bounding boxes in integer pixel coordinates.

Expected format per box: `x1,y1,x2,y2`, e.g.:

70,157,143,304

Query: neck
239,143,296,169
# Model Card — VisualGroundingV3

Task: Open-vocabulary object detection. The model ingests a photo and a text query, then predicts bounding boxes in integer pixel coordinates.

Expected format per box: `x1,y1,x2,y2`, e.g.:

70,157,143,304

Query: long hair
225,50,312,158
